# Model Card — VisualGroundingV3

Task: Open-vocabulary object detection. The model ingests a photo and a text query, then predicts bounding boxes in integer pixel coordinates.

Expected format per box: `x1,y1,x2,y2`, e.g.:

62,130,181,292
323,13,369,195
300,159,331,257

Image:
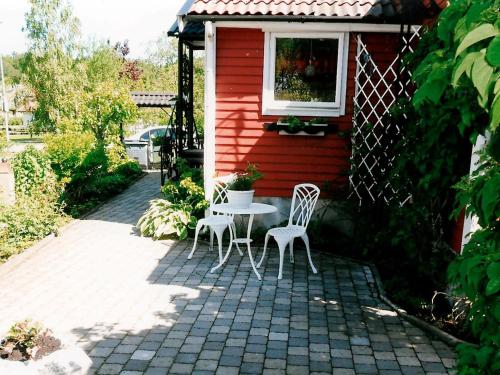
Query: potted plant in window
277,116,305,134
226,163,262,208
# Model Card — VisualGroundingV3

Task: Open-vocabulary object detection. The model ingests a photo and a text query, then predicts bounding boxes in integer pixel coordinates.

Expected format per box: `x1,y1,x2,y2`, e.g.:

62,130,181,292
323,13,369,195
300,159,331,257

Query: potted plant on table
226,163,262,208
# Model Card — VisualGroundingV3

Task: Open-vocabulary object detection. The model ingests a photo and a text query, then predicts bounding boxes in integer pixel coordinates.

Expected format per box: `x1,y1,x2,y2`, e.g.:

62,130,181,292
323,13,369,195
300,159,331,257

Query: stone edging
366,260,472,348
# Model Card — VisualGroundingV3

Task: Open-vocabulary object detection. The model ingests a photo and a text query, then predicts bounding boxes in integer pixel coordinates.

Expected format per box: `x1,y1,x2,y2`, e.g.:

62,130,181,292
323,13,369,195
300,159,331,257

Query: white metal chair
257,183,320,279
188,174,242,262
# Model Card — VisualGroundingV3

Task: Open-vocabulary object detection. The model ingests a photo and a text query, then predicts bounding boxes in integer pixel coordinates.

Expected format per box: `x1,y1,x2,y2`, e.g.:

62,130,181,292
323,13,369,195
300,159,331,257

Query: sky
0,0,186,58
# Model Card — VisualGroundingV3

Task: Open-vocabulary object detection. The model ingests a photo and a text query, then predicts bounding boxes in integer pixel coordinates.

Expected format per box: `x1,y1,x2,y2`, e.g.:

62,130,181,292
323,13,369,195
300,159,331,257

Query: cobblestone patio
0,173,456,374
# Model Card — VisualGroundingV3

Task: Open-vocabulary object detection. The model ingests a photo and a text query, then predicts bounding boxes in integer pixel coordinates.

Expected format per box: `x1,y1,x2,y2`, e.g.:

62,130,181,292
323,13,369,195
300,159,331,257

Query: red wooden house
169,0,451,229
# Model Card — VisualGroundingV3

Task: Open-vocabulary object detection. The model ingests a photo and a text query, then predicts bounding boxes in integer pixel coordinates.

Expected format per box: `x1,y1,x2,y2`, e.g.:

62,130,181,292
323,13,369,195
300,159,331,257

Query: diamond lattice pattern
349,29,420,206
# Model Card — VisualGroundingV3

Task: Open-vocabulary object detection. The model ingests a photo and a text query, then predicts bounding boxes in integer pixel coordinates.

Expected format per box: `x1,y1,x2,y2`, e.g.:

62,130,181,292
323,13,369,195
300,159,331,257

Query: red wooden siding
214,27,398,197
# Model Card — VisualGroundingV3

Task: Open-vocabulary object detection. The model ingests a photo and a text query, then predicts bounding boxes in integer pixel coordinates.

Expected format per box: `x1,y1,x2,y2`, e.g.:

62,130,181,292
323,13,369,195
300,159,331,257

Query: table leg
210,223,234,273
245,214,261,280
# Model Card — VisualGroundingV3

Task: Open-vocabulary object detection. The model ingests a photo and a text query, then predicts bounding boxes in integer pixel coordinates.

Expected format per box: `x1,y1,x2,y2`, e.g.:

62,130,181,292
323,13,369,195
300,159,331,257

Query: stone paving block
265,358,286,369
240,362,263,374
219,355,242,367
150,357,173,367
398,356,422,366
144,368,170,375
310,360,332,372
195,359,218,371
215,366,239,375
131,350,155,361
124,359,150,371
90,347,115,357
0,172,457,375
170,363,194,374
287,365,309,375
97,363,123,374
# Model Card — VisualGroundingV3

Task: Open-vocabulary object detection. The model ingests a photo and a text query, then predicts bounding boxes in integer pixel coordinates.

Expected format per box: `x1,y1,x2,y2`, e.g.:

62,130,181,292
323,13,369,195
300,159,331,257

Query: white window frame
262,31,349,117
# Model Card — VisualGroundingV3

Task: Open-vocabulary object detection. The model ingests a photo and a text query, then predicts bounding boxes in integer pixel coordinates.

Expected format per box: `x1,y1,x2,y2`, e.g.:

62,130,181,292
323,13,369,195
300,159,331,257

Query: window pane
274,38,338,103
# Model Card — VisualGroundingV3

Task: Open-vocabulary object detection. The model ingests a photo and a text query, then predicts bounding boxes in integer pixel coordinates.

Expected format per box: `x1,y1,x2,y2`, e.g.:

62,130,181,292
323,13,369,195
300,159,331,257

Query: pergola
129,91,177,184
167,20,205,179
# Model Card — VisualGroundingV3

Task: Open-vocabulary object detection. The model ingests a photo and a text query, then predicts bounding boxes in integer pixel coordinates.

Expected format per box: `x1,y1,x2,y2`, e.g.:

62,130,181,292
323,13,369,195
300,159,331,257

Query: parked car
124,126,172,169
126,126,172,143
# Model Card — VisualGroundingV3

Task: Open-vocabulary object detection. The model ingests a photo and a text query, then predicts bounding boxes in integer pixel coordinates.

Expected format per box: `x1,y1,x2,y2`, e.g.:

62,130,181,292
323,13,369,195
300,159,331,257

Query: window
263,32,349,117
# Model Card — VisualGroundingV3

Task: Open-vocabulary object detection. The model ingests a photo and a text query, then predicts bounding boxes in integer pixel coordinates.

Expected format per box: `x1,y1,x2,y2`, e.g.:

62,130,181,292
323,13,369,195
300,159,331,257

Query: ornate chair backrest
210,173,236,215
288,183,320,229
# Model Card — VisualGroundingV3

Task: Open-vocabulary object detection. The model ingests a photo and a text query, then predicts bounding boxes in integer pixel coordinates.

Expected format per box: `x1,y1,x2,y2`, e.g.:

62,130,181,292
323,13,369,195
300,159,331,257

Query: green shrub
0,133,7,153
10,146,59,197
161,177,208,217
0,192,66,262
44,133,95,180
8,117,23,127
138,161,208,240
137,199,197,240
113,161,142,178
61,141,142,215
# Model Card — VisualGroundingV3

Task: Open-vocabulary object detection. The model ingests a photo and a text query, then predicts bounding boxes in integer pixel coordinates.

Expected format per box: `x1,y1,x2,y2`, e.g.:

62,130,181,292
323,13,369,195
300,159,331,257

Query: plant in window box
226,163,262,208
304,117,329,134
277,116,305,134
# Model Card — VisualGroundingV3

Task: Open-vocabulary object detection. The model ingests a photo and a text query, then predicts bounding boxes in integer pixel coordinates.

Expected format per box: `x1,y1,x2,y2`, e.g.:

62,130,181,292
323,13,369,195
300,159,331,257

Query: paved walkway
0,172,456,374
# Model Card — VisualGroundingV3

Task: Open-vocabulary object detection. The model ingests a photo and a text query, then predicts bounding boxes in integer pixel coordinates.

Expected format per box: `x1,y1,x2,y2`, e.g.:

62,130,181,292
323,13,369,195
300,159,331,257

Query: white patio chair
257,183,320,279
188,174,242,262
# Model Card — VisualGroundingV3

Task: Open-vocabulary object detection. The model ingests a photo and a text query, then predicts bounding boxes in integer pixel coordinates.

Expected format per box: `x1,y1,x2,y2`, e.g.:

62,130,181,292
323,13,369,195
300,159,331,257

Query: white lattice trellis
350,28,420,206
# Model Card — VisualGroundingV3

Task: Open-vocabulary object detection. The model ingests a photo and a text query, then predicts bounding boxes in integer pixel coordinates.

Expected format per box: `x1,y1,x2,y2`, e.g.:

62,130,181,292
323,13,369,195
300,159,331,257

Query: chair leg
188,222,204,259
209,228,214,251
257,232,271,268
289,239,294,264
301,233,317,274
212,225,226,264
276,238,289,280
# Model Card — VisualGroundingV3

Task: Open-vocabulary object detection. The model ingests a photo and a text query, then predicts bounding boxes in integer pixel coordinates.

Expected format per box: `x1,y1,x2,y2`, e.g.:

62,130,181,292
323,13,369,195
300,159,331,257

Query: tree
21,0,82,133
80,81,136,142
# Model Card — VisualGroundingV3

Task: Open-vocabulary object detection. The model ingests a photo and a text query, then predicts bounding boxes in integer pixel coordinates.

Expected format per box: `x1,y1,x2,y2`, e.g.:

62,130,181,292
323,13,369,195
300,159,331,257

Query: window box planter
264,122,336,136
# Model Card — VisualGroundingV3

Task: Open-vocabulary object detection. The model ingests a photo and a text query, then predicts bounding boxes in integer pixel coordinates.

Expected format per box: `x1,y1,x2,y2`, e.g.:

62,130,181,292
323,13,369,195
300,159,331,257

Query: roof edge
184,14,412,25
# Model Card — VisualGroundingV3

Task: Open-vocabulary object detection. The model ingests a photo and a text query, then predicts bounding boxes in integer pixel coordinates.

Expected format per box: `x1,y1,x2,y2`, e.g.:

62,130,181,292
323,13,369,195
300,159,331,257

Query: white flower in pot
226,163,262,208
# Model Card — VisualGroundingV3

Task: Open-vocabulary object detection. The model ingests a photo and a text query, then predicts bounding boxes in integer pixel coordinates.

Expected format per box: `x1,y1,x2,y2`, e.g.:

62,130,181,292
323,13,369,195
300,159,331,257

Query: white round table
211,203,277,280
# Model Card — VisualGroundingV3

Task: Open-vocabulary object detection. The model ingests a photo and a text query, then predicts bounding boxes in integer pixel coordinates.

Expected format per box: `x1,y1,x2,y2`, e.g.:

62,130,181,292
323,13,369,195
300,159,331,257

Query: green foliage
10,146,58,197
137,162,208,241
8,117,23,127
1,320,42,352
44,134,142,216
44,132,95,180
0,189,66,262
80,82,137,142
227,163,262,191
62,142,141,212
360,1,499,373
0,133,7,153
162,177,208,217
136,199,197,241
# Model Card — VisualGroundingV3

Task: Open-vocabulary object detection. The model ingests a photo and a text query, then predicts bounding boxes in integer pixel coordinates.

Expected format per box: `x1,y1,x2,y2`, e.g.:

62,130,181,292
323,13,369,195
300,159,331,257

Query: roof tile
188,0,384,18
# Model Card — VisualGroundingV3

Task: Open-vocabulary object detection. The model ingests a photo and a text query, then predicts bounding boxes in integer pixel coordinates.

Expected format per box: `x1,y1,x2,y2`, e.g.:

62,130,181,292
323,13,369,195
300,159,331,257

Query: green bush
61,141,142,215
138,161,207,240
8,117,23,127
0,133,7,153
0,192,66,262
10,146,59,197
44,133,95,180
